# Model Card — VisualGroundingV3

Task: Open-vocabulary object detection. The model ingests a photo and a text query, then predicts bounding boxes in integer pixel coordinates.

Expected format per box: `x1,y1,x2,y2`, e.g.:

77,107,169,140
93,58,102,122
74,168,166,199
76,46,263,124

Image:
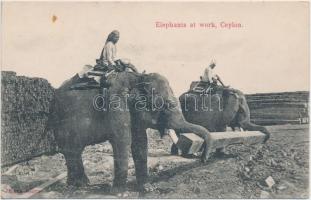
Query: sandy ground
1,124,309,198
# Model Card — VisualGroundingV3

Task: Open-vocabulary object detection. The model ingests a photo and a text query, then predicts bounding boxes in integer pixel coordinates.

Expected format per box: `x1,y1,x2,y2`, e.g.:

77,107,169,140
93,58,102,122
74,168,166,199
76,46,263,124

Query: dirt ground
1,124,309,198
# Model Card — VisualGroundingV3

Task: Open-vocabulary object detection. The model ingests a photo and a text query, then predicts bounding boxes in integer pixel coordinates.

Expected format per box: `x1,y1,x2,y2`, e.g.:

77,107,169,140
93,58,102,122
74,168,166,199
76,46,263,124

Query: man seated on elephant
201,60,217,84
201,60,227,88
70,30,138,90
96,30,119,72
96,30,138,74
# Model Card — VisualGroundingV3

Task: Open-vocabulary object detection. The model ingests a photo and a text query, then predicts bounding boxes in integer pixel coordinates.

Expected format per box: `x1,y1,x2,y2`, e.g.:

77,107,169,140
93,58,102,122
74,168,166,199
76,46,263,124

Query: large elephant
171,86,270,154
49,71,211,194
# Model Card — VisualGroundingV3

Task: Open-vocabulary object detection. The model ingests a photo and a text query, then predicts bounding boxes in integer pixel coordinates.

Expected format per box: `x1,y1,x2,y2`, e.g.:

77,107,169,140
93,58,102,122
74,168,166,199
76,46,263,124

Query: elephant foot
214,149,236,159
110,186,129,197
116,191,130,198
67,175,90,187
214,151,232,158
215,152,226,158
181,154,196,159
200,143,211,163
201,156,208,163
135,182,155,197
138,182,155,193
263,134,270,143
214,148,226,158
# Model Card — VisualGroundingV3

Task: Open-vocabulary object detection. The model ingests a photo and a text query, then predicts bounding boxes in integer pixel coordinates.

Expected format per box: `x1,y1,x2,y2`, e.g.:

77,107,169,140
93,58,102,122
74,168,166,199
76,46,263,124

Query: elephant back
179,84,245,112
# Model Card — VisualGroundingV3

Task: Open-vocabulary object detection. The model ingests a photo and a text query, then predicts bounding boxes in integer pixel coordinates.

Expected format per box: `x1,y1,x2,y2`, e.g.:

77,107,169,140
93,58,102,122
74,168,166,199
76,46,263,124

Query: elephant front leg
63,150,89,187
215,126,227,157
171,144,179,155
110,135,131,194
131,129,148,193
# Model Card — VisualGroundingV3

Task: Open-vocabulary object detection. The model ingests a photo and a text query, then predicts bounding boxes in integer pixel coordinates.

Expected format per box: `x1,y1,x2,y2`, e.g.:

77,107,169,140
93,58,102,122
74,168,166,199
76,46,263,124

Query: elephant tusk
165,129,178,144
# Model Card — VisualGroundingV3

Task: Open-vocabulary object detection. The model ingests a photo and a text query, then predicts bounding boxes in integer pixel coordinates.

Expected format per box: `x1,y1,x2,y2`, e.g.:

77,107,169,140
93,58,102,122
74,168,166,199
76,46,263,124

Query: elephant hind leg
240,121,270,143
63,149,89,187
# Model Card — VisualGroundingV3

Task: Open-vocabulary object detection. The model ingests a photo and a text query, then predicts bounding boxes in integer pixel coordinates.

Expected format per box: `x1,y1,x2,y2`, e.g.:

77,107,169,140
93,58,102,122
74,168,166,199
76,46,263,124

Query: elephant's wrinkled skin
50,72,211,193
171,88,270,155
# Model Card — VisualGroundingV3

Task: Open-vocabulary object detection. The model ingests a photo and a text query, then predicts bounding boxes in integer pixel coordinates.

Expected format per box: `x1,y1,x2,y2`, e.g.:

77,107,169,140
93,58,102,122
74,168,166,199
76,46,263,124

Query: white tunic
102,41,117,66
202,66,216,82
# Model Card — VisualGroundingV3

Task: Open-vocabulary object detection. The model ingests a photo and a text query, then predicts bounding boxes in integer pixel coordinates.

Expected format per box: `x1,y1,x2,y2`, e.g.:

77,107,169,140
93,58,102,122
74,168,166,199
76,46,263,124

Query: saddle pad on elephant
189,81,212,93
70,64,110,90
188,81,233,98
69,70,120,90
87,71,105,76
190,81,210,93
69,76,100,90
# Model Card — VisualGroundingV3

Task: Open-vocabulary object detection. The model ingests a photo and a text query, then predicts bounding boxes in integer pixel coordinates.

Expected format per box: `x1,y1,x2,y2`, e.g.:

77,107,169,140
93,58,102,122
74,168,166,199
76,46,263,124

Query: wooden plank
1,172,67,199
19,172,66,198
168,130,266,155
2,165,18,175
87,71,104,76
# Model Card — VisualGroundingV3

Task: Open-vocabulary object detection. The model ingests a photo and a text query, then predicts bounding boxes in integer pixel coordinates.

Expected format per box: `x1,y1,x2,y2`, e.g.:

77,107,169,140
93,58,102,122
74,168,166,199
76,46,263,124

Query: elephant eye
143,86,153,97
136,82,151,86
138,82,151,92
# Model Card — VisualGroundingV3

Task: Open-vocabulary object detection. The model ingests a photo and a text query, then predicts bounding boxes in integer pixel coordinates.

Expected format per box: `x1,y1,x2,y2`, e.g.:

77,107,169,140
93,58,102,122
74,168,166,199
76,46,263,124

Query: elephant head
106,72,211,142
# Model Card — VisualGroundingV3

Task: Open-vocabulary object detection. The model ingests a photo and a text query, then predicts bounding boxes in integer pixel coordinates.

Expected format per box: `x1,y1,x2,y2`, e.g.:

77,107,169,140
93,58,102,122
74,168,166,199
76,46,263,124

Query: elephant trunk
165,109,210,141
158,98,211,142
173,120,210,141
166,111,212,161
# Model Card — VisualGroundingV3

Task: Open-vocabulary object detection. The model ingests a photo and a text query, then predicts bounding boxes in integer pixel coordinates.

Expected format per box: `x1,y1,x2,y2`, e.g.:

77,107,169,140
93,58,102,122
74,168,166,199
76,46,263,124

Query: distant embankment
246,91,309,126
1,71,56,167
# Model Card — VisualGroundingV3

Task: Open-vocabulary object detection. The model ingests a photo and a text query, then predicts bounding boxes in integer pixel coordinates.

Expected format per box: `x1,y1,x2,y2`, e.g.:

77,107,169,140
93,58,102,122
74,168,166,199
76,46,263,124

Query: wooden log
176,133,204,154
1,173,66,199
168,130,266,155
2,165,18,175
87,71,104,76
208,131,266,149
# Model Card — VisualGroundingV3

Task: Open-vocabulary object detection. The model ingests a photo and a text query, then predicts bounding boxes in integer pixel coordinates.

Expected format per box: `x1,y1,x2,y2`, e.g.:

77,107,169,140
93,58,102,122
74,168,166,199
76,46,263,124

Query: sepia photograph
1,1,309,198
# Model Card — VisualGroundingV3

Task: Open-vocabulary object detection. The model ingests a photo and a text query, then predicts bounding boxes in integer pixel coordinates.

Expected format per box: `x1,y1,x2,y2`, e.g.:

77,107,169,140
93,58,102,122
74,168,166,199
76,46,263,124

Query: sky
1,1,309,96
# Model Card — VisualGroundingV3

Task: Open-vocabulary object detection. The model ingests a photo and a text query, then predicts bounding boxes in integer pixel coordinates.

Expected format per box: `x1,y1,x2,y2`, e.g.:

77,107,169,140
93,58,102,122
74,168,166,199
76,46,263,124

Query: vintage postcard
1,1,309,199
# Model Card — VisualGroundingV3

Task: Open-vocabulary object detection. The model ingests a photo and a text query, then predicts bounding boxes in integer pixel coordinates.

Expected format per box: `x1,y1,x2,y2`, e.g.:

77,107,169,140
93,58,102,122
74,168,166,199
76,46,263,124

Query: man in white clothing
97,30,138,73
99,30,119,69
201,61,227,87
201,61,217,83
